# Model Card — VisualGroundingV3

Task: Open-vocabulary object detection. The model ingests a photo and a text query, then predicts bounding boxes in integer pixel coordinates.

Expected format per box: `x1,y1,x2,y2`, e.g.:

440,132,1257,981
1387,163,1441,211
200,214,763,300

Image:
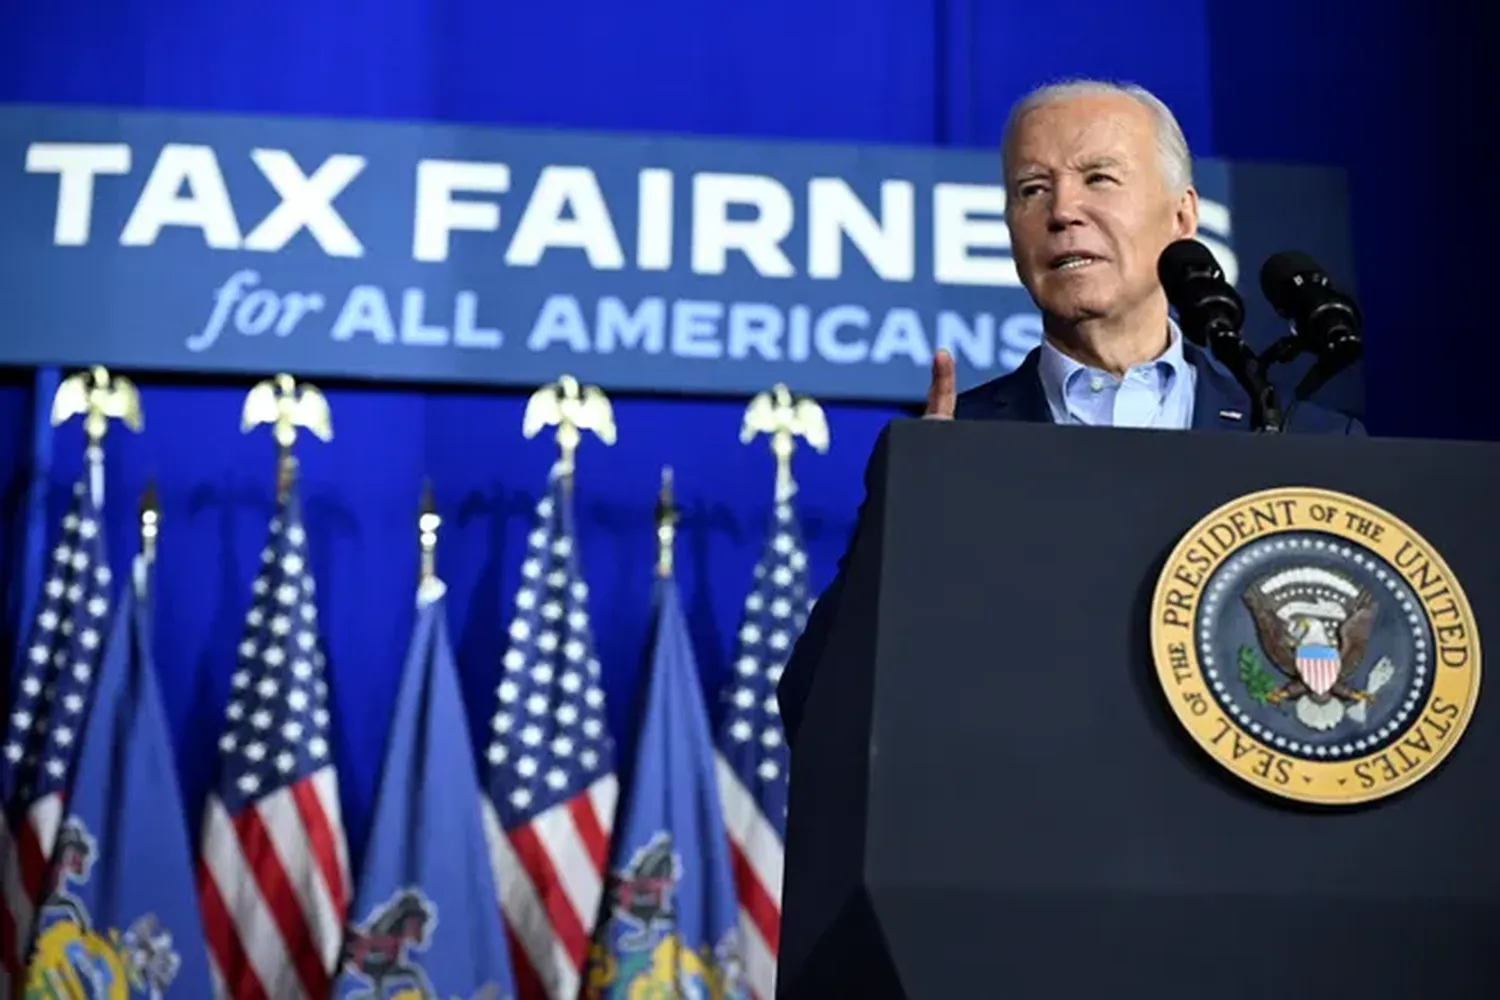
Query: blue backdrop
0,0,1489,881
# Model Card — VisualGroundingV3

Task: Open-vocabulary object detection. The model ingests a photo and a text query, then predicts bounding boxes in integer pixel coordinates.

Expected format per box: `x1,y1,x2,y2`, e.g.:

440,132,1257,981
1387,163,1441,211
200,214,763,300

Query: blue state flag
333,578,518,1000
22,553,214,997
583,577,747,1000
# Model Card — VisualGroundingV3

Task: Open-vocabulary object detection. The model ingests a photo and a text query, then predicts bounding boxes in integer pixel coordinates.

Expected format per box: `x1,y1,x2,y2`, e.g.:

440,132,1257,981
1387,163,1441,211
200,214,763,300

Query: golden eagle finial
522,374,616,478
740,383,829,502
241,373,333,494
50,365,144,446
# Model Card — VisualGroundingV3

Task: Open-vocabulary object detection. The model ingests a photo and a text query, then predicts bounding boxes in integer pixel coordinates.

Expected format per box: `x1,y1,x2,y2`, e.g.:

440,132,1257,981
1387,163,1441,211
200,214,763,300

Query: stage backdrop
0,104,1357,409
0,0,1483,879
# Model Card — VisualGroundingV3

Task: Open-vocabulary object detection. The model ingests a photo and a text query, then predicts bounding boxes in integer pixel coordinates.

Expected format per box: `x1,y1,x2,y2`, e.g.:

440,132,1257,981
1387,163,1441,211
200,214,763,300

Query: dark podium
777,419,1500,999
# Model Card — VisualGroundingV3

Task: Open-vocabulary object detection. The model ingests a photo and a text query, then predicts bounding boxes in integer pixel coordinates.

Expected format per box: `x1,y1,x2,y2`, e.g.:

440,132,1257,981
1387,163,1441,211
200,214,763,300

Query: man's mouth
1049,253,1103,271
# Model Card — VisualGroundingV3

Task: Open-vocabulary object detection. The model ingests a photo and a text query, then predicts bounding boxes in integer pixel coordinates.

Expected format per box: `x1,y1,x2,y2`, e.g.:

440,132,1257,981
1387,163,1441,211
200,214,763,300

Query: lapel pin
1218,409,1244,422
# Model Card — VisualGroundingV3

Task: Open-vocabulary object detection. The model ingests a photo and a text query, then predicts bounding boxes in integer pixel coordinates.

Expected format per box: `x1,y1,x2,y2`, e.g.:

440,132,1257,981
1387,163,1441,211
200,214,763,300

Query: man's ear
1174,185,1200,239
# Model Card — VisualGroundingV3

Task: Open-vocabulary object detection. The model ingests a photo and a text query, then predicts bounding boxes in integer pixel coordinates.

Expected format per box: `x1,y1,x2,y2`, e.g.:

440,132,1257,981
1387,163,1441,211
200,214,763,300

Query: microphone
1158,238,1282,432
1258,251,1362,372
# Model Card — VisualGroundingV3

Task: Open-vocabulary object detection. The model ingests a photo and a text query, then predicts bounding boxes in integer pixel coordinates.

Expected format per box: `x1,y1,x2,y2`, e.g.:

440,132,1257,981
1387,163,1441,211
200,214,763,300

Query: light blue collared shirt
1037,320,1197,429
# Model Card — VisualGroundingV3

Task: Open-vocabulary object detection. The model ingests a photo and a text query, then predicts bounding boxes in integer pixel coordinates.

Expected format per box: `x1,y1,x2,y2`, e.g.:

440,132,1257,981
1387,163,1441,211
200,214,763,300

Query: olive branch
1238,645,1279,704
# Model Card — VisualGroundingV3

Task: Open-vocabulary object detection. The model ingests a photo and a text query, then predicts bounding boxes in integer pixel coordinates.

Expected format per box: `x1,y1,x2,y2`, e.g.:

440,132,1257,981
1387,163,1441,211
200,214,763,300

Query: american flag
0,474,112,993
197,479,351,1000
481,471,617,1000
714,498,812,1000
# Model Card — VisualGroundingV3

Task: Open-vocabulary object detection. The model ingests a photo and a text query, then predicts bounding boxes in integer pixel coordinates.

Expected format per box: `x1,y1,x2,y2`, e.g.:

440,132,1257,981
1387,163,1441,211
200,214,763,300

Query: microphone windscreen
1258,250,1323,314
1157,238,1221,303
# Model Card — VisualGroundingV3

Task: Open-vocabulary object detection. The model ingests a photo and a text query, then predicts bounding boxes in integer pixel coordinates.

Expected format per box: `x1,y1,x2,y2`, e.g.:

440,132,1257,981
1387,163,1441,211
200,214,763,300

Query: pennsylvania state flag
23,554,213,996
333,578,518,1000
583,576,747,999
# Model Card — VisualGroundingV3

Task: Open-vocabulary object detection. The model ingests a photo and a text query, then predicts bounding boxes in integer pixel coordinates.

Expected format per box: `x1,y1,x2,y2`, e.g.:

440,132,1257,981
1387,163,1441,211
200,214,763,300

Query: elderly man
776,79,1364,749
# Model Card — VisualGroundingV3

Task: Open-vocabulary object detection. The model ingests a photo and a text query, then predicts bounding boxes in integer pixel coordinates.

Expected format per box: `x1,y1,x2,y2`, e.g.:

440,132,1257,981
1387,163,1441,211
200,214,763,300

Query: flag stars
485,485,614,828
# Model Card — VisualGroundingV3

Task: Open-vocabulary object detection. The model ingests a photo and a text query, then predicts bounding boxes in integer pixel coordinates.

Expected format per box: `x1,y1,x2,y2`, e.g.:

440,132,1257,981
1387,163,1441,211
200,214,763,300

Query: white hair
1000,78,1194,195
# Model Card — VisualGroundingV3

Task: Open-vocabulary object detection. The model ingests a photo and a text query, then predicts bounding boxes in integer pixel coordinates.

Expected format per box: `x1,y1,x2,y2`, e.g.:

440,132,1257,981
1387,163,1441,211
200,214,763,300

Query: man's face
1004,93,1198,327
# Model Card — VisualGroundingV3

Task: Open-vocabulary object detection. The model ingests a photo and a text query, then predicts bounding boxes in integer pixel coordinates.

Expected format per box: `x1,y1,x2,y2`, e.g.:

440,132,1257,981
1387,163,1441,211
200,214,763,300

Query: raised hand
924,349,956,420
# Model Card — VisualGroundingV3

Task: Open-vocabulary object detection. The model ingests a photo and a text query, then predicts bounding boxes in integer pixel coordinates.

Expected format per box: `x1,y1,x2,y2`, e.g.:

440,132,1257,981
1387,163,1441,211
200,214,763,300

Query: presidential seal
1150,487,1480,806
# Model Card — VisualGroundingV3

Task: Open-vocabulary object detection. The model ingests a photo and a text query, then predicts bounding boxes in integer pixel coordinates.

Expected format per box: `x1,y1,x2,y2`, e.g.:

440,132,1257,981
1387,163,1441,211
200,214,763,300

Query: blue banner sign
0,104,1356,404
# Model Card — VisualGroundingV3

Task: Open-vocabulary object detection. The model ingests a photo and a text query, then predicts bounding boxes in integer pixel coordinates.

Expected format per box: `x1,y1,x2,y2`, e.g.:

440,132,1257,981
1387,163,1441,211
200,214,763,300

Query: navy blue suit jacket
776,340,1365,750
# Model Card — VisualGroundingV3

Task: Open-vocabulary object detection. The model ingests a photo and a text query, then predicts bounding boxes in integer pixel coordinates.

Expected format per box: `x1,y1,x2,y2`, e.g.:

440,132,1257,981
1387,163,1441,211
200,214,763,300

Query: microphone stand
1254,334,1356,429
1199,326,1284,433
1229,344,1284,434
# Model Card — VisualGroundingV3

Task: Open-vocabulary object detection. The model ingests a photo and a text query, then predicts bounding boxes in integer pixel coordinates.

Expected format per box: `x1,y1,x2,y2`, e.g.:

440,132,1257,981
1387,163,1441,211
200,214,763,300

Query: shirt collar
1038,318,1190,399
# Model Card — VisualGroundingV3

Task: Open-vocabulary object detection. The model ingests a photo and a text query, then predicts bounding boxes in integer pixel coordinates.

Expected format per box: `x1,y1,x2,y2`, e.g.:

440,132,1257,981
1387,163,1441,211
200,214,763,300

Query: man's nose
1046,179,1087,231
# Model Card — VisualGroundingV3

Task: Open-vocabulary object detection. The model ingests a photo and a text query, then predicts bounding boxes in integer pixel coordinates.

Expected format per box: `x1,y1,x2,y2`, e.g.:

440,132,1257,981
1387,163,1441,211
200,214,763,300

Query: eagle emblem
604,831,681,951
1242,566,1394,731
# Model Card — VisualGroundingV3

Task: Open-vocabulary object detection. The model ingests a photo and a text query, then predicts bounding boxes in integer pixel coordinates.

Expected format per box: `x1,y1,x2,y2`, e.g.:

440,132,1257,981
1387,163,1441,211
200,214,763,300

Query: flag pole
139,478,160,567
418,478,439,584
654,466,678,580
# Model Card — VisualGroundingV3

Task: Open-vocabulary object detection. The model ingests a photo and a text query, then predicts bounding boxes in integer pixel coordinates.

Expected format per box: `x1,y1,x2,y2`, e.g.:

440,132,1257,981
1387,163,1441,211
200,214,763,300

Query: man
776,78,1365,750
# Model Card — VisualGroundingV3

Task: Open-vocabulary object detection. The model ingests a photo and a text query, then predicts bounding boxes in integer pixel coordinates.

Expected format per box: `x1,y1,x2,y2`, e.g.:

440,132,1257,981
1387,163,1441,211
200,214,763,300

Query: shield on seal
1295,643,1341,697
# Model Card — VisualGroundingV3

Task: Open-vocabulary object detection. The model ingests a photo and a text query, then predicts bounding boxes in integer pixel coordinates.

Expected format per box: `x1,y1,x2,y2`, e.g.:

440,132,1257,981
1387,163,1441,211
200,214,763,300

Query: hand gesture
924,349,956,420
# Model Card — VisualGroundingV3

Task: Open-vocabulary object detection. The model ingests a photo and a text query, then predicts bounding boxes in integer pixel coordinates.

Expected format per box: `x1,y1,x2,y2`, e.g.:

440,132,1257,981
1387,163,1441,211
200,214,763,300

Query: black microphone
1158,238,1282,432
1258,251,1362,371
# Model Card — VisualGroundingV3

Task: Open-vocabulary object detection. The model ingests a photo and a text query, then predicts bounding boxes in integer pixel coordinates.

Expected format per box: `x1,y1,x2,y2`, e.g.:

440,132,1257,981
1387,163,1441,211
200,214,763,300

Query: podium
777,419,1500,999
